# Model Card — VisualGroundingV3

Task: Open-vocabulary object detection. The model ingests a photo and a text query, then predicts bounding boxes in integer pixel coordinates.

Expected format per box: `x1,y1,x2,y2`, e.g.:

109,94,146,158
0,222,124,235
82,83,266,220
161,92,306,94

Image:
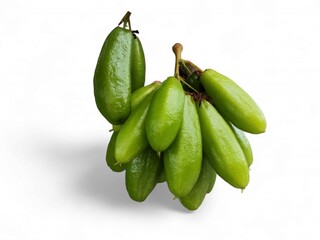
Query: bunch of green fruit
93,12,266,211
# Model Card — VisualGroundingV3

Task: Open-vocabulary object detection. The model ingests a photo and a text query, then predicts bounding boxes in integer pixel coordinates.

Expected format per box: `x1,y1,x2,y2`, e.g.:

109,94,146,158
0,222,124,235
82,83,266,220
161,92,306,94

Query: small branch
118,11,132,30
177,75,199,93
172,43,199,93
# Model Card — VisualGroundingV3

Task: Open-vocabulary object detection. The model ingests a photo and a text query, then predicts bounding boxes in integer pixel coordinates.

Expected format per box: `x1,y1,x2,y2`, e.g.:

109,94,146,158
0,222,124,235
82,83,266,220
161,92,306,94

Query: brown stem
172,43,183,78
118,11,132,30
172,43,200,93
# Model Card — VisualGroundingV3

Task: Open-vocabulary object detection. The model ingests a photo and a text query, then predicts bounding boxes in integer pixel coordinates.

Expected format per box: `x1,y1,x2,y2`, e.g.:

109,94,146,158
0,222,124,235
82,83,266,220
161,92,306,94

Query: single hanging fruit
94,12,146,124
126,147,162,202
164,95,202,197
93,26,133,125
145,76,185,152
115,93,154,164
200,69,266,134
198,99,249,189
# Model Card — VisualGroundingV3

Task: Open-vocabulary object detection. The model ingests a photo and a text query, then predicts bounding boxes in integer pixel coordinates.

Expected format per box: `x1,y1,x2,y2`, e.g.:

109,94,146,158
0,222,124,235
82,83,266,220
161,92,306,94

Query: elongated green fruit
115,93,154,164
164,95,202,197
200,69,266,134
126,147,162,202
198,100,249,189
179,157,215,210
94,27,133,125
131,81,161,111
205,156,217,193
228,123,253,167
145,77,185,152
106,131,126,172
131,36,146,92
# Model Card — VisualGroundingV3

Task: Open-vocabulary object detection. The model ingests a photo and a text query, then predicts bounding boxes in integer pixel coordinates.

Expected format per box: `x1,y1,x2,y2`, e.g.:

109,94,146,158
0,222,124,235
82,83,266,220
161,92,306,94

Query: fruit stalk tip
172,43,183,78
172,43,183,54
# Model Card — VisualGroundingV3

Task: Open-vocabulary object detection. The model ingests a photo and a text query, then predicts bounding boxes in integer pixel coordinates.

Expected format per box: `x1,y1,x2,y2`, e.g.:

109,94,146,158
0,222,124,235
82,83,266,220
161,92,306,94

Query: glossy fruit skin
145,77,185,152
115,93,154,164
164,95,202,197
126,147,162,202
131,36,146,92
228,122,253,167
179,157,216,210
200,69,266,134
94,27,133,125
106,131,126,172
131,81,161,111
198,100,249,189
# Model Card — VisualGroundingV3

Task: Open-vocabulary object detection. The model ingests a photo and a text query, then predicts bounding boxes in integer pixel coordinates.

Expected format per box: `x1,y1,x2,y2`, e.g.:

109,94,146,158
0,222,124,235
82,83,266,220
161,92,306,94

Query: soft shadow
33,132,187,212
147,182,190,213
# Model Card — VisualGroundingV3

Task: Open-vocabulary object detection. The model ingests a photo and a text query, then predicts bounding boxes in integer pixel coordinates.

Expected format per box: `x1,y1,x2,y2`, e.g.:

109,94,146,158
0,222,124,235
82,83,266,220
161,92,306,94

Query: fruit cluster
94,12,267,210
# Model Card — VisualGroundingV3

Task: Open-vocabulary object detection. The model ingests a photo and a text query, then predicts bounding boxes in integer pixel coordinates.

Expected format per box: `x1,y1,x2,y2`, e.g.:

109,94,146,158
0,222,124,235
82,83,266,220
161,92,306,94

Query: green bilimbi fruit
131,81,161,111
115,93,154,164
179,157,216,210
126,147,162,202
94,26,133,125
228,122,253,167
200,69,266,134
131,35,146,92
106,131,126,172
164,95,202,197
145,76,185,152
198,100,249,189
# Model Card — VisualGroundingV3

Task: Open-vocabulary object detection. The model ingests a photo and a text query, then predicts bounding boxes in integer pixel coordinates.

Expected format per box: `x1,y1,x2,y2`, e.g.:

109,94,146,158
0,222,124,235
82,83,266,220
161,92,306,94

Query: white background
1,0,320,239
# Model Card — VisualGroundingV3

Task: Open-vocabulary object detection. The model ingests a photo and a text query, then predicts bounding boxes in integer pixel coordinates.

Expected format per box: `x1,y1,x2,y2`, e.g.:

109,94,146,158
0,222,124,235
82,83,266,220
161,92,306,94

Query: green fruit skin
179,157,216,210
158,168,166,183
145,77,185,152
164,95,202,197
198,100,249,189
106,131,126,172
94,27,133,125
228,122,253,167
206,156,217,193
112,125,122,132
157,153,166,183
131,81,161,111
126,147,162,202
115,93,154,164
131,36,146,92
200,69,266,134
